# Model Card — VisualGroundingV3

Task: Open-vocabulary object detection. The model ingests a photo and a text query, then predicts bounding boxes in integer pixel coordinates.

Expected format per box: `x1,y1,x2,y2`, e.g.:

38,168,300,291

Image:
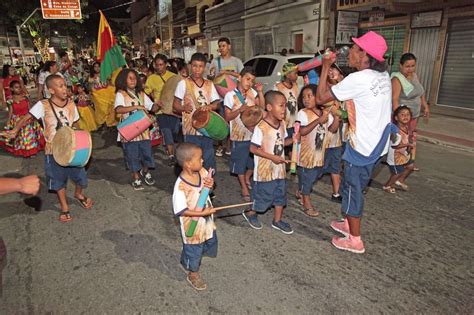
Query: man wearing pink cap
315,31,396,253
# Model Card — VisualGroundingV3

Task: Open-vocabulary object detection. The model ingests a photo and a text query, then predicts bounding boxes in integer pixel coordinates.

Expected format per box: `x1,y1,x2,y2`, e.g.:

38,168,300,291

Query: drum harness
48,99,72,131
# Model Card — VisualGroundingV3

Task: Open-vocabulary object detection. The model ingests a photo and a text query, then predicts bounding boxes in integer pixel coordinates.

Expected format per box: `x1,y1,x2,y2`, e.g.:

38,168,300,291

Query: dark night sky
88,0,132,18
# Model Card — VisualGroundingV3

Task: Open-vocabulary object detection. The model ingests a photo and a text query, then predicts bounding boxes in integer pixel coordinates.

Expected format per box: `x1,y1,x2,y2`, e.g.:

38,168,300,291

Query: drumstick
212,202,253,212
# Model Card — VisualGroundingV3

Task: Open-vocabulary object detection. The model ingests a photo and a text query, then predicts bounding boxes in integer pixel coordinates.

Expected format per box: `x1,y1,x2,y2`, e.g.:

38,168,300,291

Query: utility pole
17,8,40,65
168,3,173,57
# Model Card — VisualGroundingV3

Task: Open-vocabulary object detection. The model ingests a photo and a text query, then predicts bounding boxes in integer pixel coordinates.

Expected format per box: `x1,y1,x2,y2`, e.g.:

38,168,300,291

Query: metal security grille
410,27,440,101
437,17,474,109
360,25,406,73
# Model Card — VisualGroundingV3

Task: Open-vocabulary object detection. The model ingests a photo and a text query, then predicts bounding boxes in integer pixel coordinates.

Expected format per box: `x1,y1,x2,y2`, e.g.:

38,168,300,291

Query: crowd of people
0,32,431,291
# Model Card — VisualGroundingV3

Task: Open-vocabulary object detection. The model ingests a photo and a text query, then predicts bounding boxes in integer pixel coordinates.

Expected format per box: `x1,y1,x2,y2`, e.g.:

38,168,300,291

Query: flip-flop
74,195,93,209
59,211,72,222
382,186,396,194
302,207,319,217
295,191,303,205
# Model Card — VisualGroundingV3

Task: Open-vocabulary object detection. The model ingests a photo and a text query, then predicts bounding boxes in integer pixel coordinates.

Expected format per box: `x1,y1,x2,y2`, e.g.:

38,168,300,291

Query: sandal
295,191,303,205
74,195,93,209
302,207,319,217
395,181,409,191
383,186,396,194
59,211,72,222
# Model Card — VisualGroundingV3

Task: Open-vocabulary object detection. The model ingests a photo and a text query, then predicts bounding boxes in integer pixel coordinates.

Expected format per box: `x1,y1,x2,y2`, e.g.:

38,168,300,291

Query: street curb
417,135,474,153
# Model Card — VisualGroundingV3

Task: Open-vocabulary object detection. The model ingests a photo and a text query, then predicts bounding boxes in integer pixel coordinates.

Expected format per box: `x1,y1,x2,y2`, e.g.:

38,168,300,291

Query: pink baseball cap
352,31,387,62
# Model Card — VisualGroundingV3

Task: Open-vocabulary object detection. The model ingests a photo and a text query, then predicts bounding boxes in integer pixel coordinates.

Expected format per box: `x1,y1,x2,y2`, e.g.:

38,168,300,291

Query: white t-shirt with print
30,100,79,122
331,69,392,156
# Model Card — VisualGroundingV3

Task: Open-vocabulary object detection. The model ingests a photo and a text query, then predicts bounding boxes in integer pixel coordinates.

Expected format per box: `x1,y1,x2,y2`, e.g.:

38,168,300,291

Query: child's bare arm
180,207,216,217
115,105,146,114
250,144,289,164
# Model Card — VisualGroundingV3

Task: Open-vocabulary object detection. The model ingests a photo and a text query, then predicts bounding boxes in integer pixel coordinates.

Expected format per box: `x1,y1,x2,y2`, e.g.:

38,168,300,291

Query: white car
243,54,314,93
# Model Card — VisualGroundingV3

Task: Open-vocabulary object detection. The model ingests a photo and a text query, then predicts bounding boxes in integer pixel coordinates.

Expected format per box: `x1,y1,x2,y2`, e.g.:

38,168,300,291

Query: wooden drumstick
212,202,253,212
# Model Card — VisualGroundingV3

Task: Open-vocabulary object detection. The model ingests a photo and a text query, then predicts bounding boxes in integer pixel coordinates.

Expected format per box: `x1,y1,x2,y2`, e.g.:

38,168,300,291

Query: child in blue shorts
242,91,297,234
115,69,160,191
224,67,264,201
384,106,415,193
172,143,216,291
8,74,93,222
295,84,339,217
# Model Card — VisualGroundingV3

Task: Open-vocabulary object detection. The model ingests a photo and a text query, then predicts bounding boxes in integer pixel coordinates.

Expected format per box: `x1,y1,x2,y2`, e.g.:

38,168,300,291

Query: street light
16,8,40,65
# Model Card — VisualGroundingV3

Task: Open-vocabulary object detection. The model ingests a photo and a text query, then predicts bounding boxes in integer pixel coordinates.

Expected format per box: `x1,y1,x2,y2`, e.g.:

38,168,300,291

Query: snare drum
213,74,238,98
117,110,154,141
192,109,229,141
240,106,264,130
52,127,92,167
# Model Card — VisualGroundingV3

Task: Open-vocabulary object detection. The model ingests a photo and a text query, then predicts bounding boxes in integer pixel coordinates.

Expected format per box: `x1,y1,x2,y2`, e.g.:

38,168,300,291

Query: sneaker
140,170,155,185
187,272,207,291
168,155,176,167
215,148,223,157
242,210,262,230
225,150,231,156
330,218,349,237
331,235,365,254
331,193,342,203
271,220,294,235
132,179,144,190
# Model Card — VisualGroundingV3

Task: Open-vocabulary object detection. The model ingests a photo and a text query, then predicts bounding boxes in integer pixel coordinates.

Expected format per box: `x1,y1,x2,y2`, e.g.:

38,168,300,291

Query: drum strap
234,88,246,106
217,57,222,71
185,79,200,108
48,99,70,130
158,74,166,84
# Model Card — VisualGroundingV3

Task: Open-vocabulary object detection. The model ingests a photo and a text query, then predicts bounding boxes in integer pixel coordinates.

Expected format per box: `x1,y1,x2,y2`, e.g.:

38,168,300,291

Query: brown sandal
302,207,319,217
59,211,72,222
74,195,93,209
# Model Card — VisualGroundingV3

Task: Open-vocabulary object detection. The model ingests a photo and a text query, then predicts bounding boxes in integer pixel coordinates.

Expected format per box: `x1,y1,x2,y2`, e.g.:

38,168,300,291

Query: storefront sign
337,0,384,11
41,0,82,19
411,10,443,28
336,11,359,45
368,10,385,27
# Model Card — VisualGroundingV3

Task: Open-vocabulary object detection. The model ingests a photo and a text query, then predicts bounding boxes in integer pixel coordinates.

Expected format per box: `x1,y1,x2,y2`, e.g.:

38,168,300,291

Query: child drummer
173,143,216,291
242,91,297,234
173,53,221,171
114,69,161,191
7,74,93,222
224,67,264,201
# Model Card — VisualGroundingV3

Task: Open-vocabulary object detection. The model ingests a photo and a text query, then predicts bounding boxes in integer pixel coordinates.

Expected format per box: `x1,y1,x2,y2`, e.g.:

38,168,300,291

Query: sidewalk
416,114,474,152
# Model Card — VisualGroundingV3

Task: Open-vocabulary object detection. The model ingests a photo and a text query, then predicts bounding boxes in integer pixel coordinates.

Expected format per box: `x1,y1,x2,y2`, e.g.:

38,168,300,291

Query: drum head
52,127,75,166
192,109,210,129
241,106,263,128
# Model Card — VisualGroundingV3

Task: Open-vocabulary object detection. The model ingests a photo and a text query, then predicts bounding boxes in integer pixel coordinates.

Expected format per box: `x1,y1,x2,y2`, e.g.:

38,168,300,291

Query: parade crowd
0,31,430,291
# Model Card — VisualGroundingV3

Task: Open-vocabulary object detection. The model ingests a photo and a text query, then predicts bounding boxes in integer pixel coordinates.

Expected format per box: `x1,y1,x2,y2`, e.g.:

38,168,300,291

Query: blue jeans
157,114,180,146
340,161,375,217
297,166,324,195
230,141,254,175
122,140,155,172
252,179,287,213
44,155,88,191
181,233,218,272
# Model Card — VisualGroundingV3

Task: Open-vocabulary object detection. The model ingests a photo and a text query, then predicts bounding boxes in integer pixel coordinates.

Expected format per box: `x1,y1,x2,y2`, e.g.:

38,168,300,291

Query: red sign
41,0,82,19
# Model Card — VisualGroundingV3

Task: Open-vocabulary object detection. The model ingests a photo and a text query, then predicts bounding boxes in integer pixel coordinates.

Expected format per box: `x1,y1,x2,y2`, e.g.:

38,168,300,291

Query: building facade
335,0,474,116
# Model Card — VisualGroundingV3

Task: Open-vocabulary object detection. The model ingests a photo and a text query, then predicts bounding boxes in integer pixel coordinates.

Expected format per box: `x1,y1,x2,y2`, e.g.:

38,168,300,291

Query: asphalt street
0,123,473,313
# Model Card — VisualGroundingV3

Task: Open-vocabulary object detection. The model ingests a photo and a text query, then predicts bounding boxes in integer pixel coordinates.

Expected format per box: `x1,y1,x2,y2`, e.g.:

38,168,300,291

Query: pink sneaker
330,218,349,237
331,235,365,254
